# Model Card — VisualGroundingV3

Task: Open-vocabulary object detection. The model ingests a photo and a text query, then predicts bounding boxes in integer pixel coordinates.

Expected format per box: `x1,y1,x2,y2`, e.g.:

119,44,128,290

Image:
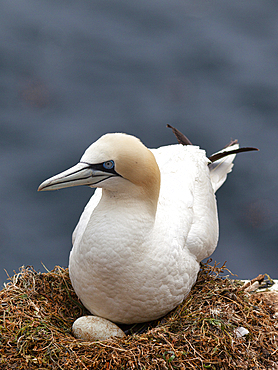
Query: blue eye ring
103,160,114,170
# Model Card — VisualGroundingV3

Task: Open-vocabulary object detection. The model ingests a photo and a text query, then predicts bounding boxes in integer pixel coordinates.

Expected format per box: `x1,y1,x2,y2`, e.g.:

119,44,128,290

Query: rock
72,316,125,341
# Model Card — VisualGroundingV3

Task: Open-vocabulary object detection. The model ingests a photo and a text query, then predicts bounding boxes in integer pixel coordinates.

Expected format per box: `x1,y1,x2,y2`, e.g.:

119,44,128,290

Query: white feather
209,143,239,192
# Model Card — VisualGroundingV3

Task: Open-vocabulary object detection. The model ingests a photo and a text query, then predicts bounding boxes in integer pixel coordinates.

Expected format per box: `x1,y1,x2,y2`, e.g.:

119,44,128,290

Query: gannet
38,126,257,324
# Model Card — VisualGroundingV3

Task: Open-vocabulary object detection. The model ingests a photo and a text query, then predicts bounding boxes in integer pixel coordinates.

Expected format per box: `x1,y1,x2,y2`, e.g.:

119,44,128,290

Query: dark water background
0,0,277,285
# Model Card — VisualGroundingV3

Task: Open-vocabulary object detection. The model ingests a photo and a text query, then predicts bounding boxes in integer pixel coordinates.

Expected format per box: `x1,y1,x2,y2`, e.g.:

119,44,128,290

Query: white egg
72,316,125,341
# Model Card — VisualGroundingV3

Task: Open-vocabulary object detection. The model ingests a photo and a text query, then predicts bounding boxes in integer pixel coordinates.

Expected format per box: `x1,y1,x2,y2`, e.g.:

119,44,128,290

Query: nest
0,261,277,369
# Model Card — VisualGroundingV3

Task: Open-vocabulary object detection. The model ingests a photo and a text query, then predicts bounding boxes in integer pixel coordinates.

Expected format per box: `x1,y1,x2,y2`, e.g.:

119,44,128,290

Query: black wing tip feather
209,147,259,163
224,139,238,148
165,125,259,162
166,124,193,146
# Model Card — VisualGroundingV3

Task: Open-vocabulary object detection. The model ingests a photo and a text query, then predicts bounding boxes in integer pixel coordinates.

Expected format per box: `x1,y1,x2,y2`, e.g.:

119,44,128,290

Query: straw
0,260,277,369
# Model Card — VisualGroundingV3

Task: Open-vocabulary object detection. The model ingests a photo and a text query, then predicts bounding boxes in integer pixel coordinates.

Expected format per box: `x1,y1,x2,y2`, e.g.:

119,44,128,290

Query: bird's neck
100,185,158,219
80,188,156,254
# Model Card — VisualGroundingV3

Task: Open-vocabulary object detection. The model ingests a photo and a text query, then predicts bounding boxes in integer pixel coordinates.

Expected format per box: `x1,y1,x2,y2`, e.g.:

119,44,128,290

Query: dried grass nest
0,260,277,370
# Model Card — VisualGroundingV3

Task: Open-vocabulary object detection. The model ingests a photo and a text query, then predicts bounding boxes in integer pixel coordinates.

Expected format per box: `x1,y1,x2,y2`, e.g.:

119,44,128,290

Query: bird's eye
103,160,114,170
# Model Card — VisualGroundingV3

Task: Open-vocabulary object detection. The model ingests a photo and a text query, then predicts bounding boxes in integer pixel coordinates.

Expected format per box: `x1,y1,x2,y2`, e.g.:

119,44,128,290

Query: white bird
38,126,257,324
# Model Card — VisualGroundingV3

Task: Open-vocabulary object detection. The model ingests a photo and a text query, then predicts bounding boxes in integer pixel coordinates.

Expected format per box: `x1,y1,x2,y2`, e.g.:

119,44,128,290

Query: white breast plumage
38,126,257,324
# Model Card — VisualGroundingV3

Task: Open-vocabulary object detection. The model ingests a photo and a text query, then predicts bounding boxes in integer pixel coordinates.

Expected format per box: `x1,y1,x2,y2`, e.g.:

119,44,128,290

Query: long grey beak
38,162,116,191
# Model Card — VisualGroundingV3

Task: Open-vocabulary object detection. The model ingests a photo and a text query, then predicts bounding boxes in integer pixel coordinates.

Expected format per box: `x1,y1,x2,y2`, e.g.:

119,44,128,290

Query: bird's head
38,133,160,211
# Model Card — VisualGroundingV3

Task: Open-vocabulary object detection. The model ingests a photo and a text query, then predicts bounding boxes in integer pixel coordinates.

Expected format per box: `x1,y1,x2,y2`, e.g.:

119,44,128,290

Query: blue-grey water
0,0,277,285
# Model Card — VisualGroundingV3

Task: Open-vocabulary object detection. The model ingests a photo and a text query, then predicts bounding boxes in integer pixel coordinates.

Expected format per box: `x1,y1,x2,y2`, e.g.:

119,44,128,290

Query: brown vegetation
0,261,277,369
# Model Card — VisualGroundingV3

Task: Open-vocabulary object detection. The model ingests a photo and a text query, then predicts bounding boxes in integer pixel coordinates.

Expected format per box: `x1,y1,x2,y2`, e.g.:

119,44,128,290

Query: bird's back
151,144,218,262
